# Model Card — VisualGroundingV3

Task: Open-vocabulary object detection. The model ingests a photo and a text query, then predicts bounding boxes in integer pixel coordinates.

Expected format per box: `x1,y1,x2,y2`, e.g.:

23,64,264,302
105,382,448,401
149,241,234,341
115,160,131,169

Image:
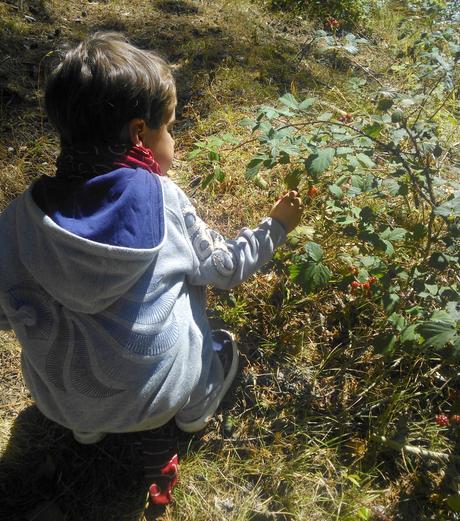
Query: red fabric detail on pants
148,454,179,505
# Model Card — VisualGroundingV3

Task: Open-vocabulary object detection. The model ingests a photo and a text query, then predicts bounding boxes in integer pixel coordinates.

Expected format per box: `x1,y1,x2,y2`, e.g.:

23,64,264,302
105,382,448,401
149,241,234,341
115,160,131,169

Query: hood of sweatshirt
16,168,165,315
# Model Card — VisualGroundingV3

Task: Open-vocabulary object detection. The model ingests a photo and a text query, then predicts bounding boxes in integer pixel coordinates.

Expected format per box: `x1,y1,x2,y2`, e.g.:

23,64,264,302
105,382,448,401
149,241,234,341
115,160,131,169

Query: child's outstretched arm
181,189,303,290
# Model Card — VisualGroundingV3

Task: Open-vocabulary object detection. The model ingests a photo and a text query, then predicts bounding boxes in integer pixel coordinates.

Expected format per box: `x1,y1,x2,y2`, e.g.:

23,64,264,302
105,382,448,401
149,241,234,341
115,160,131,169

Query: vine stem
374,434,460,463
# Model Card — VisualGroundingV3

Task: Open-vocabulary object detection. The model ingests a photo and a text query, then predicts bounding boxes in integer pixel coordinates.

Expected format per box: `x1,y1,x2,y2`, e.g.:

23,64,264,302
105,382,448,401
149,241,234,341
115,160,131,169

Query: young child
0,33,302,446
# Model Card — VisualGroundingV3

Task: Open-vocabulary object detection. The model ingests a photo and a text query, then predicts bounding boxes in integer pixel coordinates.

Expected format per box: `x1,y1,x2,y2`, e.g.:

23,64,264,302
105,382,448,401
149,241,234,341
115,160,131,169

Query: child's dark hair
45,32,176,145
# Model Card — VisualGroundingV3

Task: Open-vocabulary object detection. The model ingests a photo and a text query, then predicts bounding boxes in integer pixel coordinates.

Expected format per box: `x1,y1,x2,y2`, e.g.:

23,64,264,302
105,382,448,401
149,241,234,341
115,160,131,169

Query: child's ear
127,118,146,146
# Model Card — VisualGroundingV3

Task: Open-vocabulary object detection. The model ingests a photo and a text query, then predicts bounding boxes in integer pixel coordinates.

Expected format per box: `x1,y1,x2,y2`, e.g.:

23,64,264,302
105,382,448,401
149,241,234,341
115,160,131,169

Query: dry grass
1,0,459,520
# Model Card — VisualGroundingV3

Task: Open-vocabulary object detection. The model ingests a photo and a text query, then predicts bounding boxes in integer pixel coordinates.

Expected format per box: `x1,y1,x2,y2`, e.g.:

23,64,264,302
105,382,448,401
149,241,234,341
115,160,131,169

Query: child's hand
270,190,303,233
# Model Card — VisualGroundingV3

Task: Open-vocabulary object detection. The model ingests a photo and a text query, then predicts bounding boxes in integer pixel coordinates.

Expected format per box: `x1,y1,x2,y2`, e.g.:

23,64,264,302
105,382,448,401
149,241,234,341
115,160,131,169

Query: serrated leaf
379,227,407,241
362,122,383,138
447,494,460,512
418,319,457,348
388,312,407,331
284,169,302,190
279,93,299,109
245,156,267,179
434,195,460,217
304,241,324,262
356,153,375,168
318,112,333,121
188,148,203,159
299,97,316,110
214,165,225,182
287,226,315,247
336,146,354,156
382,179,401,196
446,301,460,321
305,148,335,178
240,117,257,128
329,184,343,199
400,324,421,344
289,260,331,293
383,293,400,313
374,333,397,355
382,239,395,256
208,150,220,161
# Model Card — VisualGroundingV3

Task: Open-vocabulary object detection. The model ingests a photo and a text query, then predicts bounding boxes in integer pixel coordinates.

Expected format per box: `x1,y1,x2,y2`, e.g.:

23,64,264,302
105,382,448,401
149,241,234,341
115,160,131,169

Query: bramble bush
191,1,460,360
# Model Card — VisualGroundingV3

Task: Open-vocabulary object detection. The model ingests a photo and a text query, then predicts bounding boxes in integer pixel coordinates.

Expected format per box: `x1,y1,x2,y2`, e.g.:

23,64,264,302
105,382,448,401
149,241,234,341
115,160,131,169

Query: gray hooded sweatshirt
0,171,286,433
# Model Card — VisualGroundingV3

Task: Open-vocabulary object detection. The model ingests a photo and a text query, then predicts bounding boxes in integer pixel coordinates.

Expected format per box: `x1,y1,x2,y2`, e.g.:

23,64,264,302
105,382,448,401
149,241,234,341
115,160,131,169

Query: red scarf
56,143,163,181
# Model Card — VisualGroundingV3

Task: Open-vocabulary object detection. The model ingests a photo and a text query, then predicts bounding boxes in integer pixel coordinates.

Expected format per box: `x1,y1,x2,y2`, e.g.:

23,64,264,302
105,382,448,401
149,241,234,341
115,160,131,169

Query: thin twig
374,434,460,463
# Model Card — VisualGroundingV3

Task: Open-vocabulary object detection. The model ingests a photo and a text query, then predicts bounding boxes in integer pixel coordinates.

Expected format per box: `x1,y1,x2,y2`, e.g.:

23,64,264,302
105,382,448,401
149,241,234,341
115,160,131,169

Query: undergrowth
0,1,459,521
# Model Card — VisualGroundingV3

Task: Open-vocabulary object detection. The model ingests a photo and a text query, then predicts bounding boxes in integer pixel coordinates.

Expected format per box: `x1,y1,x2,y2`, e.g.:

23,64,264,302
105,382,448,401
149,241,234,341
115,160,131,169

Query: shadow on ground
0,406,200,521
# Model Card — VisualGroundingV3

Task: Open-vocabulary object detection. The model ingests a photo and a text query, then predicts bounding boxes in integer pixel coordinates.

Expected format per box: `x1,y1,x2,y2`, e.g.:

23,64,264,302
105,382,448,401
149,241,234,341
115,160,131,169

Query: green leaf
208,150,220,162
284,169,302,190
214,165,225,182
447,494,460,512
374,333,397,355
336,146,354,156
379,227,407,241
305,148,335,178
289,260,331,293
383,293,400,313
377,97,394,112
318,112,333,121
278,93,299,109
382,239,395,256
434,196,460,217
304,241,324,262
382,179,401,196
245,156,267,179
253,175,268,190
400,324,421,344
388,312,407,331
446,301,460,321
362,122,383,138
299,97,316,110
329,184,343,199
188,148,203,159
287,226,315,247
418,318,457,348
356,153,376,168
201,172,215,189
411,223,426,240
240,118,257,129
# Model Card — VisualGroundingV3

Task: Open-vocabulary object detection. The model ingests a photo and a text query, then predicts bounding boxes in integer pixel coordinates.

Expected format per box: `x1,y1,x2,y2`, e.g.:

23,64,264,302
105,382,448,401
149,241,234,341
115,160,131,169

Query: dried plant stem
374,435,460,463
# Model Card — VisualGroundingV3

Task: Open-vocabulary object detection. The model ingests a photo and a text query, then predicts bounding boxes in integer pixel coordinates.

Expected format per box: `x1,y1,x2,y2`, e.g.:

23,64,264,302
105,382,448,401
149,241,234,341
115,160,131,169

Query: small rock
7,147,14,154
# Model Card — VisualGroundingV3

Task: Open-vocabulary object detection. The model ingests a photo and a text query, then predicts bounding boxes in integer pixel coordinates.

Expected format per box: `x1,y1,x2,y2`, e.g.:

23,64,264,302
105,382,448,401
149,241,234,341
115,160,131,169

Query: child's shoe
175,329,239,433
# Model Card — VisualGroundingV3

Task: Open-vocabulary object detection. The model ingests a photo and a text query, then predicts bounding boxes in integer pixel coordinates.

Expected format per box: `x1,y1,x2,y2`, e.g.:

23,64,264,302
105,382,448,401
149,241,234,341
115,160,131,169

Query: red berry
308,186,318,197
346,113,353,121
362,282,371,290
350,281,360,289
369,276,377,284
451,415,460,424
435,414,450,426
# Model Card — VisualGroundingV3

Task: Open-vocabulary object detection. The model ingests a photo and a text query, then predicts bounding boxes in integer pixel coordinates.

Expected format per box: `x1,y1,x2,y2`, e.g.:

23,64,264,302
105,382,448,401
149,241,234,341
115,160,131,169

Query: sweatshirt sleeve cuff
259,217,287,247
